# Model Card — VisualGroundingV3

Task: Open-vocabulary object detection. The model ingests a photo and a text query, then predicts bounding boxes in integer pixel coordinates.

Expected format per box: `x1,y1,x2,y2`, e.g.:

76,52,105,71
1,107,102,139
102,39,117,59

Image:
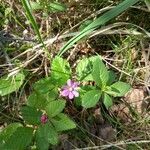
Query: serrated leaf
52,113,76,131
36,123,58,147
27,92,48,109
3,127,33,150
107,71,117,85
0,73,25,96
82,90,101,108
45,100,66,117
92,57,109,88
106,81,131,97
36,137,49,150
34,77,56,94
103,93,113,109
21,106,42,125
51,56,71,85
75,85,96,107
48,2,67,12
0,123,22,149
76,56,97,81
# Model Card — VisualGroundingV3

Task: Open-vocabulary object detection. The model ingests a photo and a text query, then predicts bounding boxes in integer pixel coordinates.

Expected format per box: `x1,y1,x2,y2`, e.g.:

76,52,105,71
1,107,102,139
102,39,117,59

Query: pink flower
40,114,48,124
60,79,79,99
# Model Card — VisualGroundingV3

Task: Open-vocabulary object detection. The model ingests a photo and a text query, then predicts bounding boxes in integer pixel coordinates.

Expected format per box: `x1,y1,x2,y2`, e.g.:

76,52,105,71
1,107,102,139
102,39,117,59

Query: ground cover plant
0,0,150,149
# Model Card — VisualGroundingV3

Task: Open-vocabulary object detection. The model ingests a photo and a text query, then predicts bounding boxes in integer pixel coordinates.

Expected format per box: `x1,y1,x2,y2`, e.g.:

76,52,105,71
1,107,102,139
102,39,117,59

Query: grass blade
58,0,140,56
21,0,51,58
21,0,43,43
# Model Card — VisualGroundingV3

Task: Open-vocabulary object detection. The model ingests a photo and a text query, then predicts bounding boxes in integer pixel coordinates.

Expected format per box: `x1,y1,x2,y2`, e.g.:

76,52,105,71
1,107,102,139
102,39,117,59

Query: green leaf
51,56,71,85
76,56,97,81
107,71,117,85
3,127,33,150
106,81,131,97
21,106,42,125
75,85,96,107
48,2,67,12
30,1,43,10
36,123,58,147
103,93,113,109
27,92,48,109
35,137,49,150
0,73,25,96
79,20,93,31
33,77,56,94
92,57,109,87
45,100,66,117
58,0,139,56
82,90,101,108
0,123,22,149
52,113,76,131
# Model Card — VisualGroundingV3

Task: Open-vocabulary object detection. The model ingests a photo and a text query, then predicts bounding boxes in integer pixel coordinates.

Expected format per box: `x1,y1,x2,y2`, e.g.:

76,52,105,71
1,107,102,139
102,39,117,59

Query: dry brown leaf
124,88,145,113
111,88,148,122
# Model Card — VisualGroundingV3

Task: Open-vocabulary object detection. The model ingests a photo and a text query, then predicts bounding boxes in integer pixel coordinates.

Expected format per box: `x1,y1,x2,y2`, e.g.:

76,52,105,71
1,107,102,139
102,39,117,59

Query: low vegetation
0,0,150,149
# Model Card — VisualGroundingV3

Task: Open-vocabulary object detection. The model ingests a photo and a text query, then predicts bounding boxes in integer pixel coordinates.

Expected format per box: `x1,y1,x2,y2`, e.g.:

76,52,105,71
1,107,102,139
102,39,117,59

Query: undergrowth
0,0,150,149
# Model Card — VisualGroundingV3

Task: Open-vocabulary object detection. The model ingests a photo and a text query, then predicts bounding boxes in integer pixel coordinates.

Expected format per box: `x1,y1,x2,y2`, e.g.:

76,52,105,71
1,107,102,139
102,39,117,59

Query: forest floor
0,0,150,149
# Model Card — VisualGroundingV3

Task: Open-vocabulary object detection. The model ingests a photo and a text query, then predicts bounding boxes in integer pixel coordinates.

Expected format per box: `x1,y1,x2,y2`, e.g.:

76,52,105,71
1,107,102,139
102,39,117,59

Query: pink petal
67,79,73,86
72,91,79,97
72,82,79,88
74,87,79,90
68,92,74,99
61,89,69,96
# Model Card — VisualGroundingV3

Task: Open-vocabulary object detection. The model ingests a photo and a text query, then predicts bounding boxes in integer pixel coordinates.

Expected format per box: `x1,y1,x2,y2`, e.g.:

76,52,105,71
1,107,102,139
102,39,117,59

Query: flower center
68,87,73,91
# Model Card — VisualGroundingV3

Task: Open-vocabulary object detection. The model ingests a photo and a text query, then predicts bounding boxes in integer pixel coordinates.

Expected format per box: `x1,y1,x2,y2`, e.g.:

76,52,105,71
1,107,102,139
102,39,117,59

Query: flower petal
68,92,74,99
61,89,69,96
72,82,79,88
67,79,73,86
72,90,79,97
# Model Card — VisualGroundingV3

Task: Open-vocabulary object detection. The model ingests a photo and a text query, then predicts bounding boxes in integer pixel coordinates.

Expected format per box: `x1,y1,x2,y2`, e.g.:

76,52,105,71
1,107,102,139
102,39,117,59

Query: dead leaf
124,88,145,113
111,88,148,122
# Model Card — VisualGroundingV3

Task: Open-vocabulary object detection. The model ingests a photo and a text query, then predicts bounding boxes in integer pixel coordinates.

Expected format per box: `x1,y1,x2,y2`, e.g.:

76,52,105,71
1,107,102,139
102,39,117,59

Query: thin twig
73,140,150,150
